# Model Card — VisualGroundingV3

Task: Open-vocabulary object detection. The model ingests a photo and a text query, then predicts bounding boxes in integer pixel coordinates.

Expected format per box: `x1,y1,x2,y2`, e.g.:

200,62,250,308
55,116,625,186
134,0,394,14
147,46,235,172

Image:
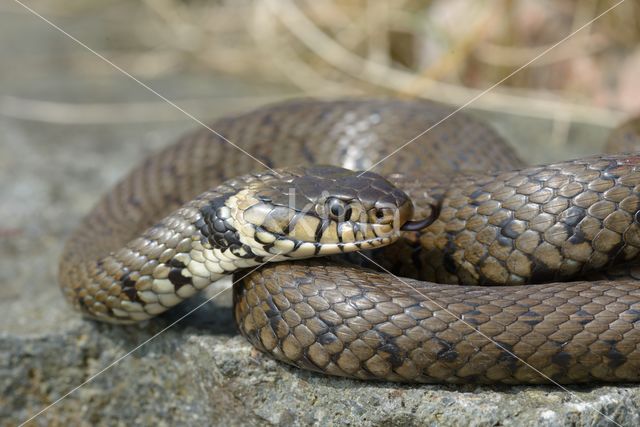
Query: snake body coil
60,99,640,384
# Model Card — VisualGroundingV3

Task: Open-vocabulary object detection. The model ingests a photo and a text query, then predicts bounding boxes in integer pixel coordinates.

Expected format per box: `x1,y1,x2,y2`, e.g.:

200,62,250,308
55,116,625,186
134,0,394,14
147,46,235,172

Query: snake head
227,165,414,258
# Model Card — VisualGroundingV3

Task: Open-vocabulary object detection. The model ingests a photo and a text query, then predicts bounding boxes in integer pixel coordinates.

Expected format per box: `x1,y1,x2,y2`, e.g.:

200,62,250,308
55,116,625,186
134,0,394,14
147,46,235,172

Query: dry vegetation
9,0,640,128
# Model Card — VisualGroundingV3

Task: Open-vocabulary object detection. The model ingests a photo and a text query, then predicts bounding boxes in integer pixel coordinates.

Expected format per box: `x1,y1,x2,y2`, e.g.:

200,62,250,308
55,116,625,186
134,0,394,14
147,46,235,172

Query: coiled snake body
60,99,640,384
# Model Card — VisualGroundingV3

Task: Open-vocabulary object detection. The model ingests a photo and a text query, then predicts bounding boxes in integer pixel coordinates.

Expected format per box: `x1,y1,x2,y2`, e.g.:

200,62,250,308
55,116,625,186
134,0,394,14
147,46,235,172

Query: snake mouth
276,232,399,258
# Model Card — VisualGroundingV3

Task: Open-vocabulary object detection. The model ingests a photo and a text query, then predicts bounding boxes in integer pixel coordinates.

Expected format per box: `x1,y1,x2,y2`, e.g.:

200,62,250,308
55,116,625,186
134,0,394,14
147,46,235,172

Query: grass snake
60,99,640,384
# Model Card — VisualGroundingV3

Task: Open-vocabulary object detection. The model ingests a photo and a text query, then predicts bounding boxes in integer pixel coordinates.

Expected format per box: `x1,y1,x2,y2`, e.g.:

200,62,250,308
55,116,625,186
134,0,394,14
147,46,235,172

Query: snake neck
59,188,252,323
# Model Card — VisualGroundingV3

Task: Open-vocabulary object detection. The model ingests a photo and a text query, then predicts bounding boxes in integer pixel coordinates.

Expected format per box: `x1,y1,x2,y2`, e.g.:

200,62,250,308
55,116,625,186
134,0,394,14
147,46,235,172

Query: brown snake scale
60,99,640,384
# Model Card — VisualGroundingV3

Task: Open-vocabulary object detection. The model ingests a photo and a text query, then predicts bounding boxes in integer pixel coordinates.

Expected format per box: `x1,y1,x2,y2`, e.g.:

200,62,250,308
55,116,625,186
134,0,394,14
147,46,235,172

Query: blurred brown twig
8,0,640,135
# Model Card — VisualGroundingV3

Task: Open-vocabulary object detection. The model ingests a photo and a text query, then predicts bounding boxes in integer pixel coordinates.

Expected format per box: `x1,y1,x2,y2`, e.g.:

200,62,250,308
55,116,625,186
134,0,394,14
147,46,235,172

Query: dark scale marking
168,268,192,288
199,195,243,250
285,212,303,235
254,227,271,244
607,241,626,263
169,258,186,269
497,216,513,229
267,316,282,336
117,267,131,283
264,296,279,318
496,234,513,247
224,230,238,244
213,219,226,233
318,333,338,345
315,219,331,242
292,239,304,251
378,343,405,368
229,243,256,259
607,348,627,368
119,270,139,303
551,351,572,368
568,229,586,245
521,311,543,325
574,309,595,325
442,240,458,274
603,160,623,179
495,342,519,372
501,221,521,239
436,340,458,362
624,309,640,323
461,315,480,326
121,274,136,290
469,189,485,200
194,217,206,230
561,206,586,227
122,286,139,303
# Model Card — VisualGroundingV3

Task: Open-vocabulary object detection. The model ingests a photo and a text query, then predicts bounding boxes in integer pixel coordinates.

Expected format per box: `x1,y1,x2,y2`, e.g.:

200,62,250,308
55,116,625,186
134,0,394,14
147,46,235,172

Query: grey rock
4,300,640,426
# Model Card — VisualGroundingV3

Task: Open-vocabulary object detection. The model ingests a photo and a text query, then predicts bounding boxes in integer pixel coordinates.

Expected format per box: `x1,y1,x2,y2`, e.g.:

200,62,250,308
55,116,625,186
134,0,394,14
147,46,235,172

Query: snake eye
327,198,351,221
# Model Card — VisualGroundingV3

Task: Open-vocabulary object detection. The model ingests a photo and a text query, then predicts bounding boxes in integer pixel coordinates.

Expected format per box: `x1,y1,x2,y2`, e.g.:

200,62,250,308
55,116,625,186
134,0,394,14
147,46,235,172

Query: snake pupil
327,198,351,220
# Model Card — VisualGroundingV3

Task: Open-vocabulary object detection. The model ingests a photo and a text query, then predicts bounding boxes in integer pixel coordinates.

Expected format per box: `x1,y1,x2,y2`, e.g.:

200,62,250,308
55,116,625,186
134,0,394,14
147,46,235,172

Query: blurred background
2,0,640,328
3,0,640,154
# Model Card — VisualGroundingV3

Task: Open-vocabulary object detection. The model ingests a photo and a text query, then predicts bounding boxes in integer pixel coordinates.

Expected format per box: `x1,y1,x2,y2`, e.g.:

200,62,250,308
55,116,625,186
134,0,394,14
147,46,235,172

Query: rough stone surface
2,3,639,427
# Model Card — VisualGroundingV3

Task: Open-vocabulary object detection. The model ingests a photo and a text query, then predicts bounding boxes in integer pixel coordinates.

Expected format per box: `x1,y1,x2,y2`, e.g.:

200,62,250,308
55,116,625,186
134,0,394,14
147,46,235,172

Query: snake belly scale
60,99,640,384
